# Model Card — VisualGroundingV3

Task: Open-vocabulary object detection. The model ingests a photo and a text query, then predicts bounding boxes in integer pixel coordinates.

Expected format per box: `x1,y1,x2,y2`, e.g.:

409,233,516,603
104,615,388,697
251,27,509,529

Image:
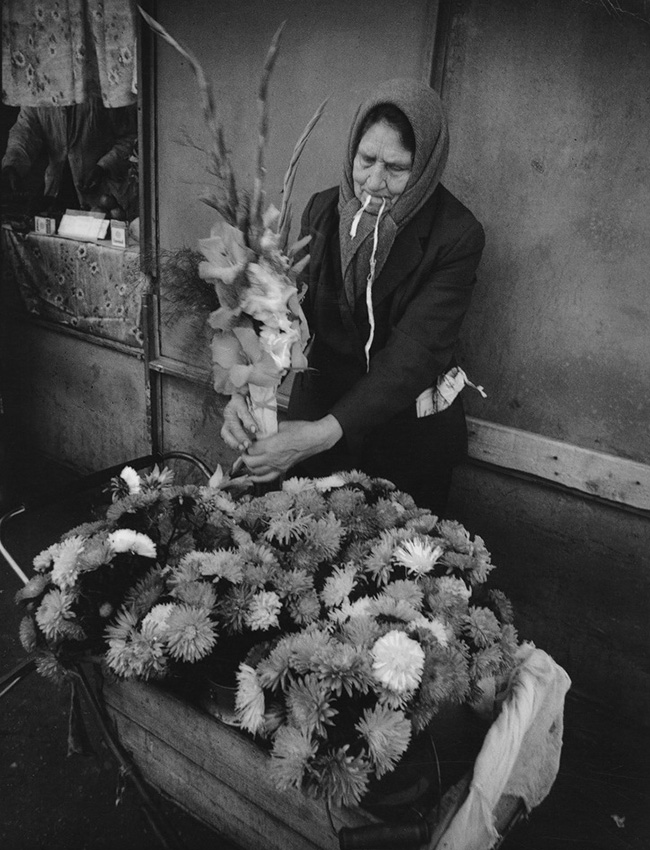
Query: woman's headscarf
338,79,449,306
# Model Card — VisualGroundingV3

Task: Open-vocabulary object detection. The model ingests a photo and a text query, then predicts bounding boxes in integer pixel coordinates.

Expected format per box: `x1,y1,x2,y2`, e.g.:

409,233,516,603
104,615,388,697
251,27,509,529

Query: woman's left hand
243,415,342,482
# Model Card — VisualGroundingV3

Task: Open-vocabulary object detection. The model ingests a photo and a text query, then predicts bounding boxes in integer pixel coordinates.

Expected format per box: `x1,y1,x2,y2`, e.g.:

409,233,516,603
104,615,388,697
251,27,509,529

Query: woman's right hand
220,394,258,451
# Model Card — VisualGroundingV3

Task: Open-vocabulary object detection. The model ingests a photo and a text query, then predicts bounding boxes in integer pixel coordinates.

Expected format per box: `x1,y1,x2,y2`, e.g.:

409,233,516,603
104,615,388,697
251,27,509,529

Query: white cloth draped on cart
438,643,572,850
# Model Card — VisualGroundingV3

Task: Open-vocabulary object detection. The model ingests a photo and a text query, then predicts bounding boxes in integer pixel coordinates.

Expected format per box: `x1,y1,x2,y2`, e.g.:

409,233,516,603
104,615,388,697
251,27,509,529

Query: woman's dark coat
288,182,485,508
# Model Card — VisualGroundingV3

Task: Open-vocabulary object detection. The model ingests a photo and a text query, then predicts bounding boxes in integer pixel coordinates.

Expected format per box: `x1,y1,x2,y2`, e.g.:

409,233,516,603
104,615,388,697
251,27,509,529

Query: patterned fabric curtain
1,0,137,107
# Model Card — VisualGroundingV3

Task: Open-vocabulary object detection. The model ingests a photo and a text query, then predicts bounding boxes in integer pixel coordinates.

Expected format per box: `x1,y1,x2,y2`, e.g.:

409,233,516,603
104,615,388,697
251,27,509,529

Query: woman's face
352,120,413,215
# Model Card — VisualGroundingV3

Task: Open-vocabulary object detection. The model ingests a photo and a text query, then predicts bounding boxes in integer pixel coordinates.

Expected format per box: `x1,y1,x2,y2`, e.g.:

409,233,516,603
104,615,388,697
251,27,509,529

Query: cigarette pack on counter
34,215,57,235
110,220,127,248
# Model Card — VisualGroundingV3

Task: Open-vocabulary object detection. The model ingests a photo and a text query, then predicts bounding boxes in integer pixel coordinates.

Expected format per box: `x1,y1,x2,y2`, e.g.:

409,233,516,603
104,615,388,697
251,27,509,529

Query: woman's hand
242,415,343,482
221,394,258,452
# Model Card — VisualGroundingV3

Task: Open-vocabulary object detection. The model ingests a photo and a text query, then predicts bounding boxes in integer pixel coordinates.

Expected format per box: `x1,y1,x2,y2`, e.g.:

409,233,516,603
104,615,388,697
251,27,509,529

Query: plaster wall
442,0,650,463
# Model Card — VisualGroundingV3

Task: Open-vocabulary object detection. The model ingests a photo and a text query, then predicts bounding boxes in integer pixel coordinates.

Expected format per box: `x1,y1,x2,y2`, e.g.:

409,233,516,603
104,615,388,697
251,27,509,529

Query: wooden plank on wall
467,417,650,512
149,360,649,511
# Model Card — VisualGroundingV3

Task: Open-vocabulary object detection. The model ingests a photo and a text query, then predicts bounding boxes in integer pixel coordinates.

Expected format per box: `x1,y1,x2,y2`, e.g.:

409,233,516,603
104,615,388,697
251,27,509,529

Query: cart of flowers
3,13,570,847
4,456,570,850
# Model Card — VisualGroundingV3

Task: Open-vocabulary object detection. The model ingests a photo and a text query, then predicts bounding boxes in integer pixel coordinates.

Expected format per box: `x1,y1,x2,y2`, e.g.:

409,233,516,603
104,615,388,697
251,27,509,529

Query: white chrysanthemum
35,589,75,639
33,542,62,573
393,538,443,576
328,595,374,624
235,663,266,735
107,529,157,558
321,565,357,608
281,477,315,495
371,630,425,693
411,615,449,645
245,591,282,631
436,576,471,600
314,474,346,492
50,536,85,590
140,603,176,639
119,466,142,494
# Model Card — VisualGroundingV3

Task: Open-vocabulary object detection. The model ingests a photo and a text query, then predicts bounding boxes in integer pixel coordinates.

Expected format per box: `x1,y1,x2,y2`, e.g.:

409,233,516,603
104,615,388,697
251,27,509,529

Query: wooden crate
103,680,521,850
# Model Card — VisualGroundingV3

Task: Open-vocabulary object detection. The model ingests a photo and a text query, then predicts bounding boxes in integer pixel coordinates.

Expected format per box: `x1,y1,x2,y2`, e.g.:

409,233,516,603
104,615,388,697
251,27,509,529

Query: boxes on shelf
34,215,57,235
110,220,127,248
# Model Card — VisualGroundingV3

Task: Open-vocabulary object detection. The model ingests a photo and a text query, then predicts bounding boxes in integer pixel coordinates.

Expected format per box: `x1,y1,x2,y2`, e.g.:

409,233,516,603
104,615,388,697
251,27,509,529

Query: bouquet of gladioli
140,10,326,437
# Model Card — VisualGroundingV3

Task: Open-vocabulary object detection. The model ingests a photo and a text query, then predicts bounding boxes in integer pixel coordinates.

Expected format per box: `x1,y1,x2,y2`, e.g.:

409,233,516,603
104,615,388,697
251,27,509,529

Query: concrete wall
2,323,150,473
442,0,650,463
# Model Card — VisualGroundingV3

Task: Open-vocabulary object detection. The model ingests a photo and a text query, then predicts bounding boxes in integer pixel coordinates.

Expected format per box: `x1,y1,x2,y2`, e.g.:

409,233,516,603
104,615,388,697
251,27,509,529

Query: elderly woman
222,78,485,514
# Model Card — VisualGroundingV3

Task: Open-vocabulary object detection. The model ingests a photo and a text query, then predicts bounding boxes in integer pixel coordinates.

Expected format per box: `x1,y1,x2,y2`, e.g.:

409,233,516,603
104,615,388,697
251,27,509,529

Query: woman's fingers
221,396,258,450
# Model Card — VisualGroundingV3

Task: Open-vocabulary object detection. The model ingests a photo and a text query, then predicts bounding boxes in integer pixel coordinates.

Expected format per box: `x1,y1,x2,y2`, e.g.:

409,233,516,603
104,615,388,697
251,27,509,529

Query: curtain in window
1,0,137,107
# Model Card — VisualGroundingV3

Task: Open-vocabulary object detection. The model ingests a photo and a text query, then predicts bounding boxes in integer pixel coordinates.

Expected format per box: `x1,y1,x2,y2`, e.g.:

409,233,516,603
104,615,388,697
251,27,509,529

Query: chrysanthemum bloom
331,596,373,623
19,616,38,652
238,541,279,571
286,674,338,737
311,746,371,808
371,630,425,693
436,576,471,600
122,567,165,617
269,725,317,791
140,603,176,639
120,466,142,495
107,529,157,559
50,536,85,590
105,631,167,679
172,580,217,609
245,590,282,631
321,565,357,608
356,704,412,777
281,476,314,495
411,615,449,645
35,589,76,640
99,602,114,618
33,542,63,572
35,651,70,683
384,578,424,609
393,538,443,576
314,474,346,492
165,604,216,662
314,642,372,697
15,574,48,602
236,664,266,734
191,549,245,583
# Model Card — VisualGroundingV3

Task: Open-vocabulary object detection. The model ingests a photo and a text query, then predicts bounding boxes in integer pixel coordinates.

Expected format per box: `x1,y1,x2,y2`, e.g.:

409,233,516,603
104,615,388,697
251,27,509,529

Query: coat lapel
355,187,441,308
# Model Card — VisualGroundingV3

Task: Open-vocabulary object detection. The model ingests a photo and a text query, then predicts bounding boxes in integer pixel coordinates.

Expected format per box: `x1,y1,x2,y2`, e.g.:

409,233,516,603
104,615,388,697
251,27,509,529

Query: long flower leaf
249,21,286,247
278,98,329,243
138,6,238,224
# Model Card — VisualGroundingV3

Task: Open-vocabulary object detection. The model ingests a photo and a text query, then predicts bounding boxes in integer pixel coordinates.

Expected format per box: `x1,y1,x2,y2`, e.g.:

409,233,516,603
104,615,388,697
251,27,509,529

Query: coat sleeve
329,219,485,451
1,108,46,177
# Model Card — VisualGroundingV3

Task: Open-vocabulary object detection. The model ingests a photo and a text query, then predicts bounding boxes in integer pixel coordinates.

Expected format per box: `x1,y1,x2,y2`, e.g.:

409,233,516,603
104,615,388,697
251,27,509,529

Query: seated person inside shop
221,79,485,517
1,97,137,221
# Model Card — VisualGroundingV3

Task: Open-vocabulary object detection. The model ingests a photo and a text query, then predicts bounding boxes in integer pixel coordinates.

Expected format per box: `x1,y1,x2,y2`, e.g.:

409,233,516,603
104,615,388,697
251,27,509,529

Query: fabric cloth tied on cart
438,643,571,850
